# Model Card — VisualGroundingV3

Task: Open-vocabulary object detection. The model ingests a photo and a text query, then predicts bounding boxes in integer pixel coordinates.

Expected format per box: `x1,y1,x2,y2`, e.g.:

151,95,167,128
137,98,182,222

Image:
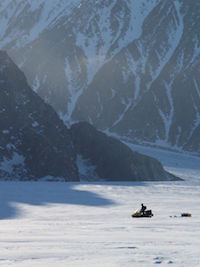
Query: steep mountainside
0,51,78,180
1,0,200,153
0,51,180,181
70,122,179,181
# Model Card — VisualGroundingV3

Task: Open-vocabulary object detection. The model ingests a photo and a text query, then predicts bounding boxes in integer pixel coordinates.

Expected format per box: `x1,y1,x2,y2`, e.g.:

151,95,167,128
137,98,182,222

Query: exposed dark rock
0,51,181,182
70,122,180,181
0,51,79,181
1,1,200,154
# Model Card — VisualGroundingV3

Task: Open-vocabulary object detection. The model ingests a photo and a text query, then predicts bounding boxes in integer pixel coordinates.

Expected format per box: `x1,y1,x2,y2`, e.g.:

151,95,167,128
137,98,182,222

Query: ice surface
129,143,200,184
0,179,199,267
0,147,200,266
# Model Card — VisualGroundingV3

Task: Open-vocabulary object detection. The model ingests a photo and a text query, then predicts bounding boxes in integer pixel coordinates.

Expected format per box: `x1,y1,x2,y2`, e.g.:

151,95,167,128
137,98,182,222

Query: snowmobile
131,209,154,218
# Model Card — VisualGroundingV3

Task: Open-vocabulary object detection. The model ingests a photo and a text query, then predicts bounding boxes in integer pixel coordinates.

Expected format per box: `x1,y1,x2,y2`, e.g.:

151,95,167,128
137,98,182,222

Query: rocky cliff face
0,51,179,181
0,51,78,181
71,122,179,181
1,0,199,153
75,0,200,154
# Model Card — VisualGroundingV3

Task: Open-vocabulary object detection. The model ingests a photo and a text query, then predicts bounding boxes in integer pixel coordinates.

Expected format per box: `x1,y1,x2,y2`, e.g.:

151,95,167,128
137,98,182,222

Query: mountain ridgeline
70,122,178,181
0,51,78,181
0,51,179,181
0,0,200,154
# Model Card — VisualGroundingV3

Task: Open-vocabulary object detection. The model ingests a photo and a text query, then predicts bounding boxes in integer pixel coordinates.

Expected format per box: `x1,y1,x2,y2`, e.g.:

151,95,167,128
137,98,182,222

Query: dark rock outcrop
1,1,200,154
0,51,79,181
0,51,181,182
70,122,180,181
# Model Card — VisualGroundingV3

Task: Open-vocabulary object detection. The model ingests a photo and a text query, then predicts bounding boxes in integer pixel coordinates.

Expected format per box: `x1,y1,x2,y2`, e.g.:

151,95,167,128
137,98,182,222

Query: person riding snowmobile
132,203,153,218
140,203,147,214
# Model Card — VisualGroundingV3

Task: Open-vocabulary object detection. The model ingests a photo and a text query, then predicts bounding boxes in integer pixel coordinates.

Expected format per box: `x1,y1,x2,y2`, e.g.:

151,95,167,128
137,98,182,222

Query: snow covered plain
0,147,200,267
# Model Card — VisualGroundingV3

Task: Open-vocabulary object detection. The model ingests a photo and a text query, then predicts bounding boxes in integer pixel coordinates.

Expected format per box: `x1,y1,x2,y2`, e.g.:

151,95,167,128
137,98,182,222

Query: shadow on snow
0,182,115,220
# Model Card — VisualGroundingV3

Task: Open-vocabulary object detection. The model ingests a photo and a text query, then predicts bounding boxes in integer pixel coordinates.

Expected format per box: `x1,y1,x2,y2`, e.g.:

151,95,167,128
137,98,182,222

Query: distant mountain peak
1,0,200,154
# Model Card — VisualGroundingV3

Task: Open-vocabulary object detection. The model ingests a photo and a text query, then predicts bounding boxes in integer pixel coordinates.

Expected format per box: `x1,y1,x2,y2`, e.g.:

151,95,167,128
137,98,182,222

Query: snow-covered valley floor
0,148,200,267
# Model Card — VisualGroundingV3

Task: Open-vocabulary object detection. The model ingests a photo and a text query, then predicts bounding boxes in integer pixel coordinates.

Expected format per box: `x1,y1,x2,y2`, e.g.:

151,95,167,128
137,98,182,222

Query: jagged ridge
1,0,200,153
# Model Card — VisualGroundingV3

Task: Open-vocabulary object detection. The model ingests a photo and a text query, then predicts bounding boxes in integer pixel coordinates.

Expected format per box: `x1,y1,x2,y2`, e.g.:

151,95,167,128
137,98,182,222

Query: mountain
0,51,180,181
71,122,179,181
1,0,199,154
0,50,78,180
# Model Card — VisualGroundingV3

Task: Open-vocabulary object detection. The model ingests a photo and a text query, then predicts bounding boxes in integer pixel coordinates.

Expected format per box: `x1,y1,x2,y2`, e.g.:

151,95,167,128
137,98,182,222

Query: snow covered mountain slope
0,51,78,181
1,0,200,153
1,51,179,182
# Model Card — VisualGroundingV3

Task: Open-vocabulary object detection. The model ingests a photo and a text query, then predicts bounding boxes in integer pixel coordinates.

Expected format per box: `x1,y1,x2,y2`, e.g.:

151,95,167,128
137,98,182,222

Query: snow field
0,146,200,266
0,178,200,267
